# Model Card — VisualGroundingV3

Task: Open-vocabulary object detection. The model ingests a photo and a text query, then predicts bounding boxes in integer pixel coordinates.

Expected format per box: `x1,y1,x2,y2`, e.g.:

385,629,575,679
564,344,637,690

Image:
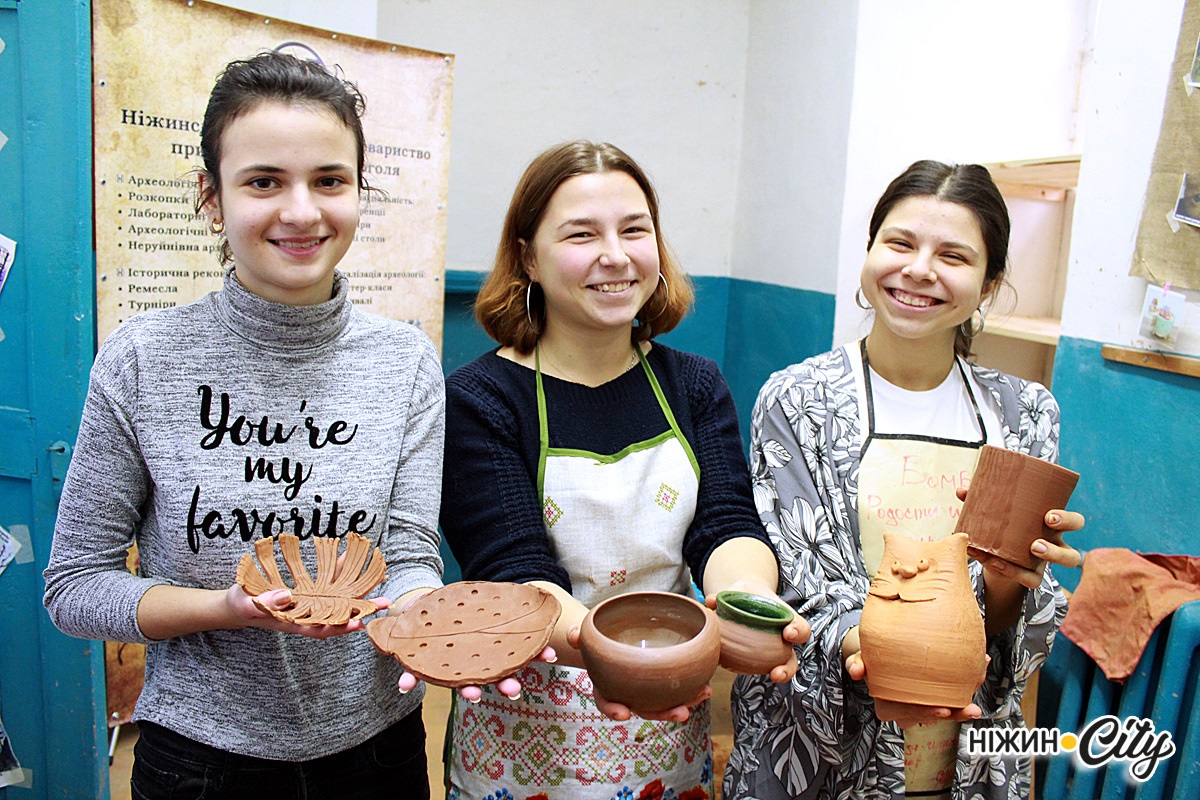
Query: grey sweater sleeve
44,325,170,644
377,337,446,601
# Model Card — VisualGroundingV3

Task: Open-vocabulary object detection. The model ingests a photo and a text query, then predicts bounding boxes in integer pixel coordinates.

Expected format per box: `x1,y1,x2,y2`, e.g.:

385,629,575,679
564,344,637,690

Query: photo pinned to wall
1137,282,1189,348
0,232,15,298
0,715,26,789
1167,173,1200,232
0,524,19,580
1186,31,1200,95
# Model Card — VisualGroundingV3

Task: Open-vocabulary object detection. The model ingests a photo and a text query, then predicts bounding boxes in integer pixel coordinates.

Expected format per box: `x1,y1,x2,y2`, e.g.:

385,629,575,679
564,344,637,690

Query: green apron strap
535,343,550,498
637,343,701,481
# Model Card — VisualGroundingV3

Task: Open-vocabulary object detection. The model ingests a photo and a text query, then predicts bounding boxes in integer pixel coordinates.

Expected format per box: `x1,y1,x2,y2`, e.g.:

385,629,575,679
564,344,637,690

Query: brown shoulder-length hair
475,141,694,353
867,159,1011,359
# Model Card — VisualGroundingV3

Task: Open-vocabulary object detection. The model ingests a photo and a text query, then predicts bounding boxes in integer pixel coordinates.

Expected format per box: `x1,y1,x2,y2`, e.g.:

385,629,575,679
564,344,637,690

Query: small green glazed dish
714,590,795,674
715,591,794,631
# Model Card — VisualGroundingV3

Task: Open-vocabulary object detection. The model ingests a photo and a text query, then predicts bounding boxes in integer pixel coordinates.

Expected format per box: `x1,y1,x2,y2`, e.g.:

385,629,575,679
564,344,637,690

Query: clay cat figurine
859,531,987,707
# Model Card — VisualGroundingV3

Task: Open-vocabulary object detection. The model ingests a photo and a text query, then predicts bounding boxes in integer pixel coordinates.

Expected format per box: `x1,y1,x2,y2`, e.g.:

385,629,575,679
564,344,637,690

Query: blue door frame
0,1,105,798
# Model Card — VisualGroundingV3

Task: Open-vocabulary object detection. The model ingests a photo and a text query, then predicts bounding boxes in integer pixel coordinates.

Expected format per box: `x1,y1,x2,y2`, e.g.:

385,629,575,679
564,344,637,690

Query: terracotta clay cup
859,532,987,708
579,591,720,713
714,590,795,675
955,444,1080,570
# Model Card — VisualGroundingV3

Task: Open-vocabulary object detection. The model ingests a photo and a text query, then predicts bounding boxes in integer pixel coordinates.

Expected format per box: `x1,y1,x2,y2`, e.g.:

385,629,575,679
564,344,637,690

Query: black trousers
130,706,430,800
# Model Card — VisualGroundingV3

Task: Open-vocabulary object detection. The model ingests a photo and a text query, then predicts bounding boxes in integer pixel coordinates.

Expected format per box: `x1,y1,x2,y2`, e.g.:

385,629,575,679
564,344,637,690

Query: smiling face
205,101,360,306
861,195,992,350
523,171,661,338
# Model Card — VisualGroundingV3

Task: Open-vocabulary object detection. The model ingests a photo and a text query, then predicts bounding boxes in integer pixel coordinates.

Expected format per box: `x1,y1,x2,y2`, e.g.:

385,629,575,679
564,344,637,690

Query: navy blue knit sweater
440,343,770,597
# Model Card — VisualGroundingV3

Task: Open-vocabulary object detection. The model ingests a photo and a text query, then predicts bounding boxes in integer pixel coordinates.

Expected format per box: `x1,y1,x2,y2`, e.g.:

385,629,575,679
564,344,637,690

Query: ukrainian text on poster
93,0,453,347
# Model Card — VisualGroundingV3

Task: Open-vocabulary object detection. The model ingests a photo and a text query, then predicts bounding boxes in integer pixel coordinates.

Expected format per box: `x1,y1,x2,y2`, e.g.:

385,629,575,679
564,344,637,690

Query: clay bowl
714,590,795,674
955,445,1080,570
579,591,720,713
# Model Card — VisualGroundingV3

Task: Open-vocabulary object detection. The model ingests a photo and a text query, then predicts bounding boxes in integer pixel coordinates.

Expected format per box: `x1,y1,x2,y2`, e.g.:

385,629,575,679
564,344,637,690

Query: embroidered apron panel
853,340,985,795
448,663,714,800
447,345,709,799
541,434,697,607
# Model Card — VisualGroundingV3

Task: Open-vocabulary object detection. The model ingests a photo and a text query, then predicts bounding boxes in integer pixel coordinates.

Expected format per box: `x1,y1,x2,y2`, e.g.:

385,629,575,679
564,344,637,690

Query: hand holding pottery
956,445,1079,571
858,532,987,709
578,591,720,716
367,581,560,689
713,590,797,676
235,532,388,627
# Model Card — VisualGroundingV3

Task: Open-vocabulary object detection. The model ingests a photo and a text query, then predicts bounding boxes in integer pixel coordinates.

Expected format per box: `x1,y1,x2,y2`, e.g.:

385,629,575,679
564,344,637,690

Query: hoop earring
855,287,872,310
210,218,225,235
647,273,670,322
971,308,985,336
525,282,542,335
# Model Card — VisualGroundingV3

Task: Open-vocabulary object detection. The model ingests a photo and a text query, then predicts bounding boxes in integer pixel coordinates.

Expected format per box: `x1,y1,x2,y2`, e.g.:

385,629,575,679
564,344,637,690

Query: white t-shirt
867,360,1004,445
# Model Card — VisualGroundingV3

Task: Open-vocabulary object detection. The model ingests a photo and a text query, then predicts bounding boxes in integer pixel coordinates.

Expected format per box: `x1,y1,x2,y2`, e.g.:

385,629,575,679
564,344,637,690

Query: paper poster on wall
0,524,20,581
1131,0,1200,290
0,232,14,298
0,715,24,789
1186,31,1200,94
92,0,454,347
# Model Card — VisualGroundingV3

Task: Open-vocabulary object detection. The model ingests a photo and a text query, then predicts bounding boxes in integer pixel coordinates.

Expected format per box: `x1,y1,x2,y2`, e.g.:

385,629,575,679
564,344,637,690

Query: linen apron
851,340,986,800
447,344,715,800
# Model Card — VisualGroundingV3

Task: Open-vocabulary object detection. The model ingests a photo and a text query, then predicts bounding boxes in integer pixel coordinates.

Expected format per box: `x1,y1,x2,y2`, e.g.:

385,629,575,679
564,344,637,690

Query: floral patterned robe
722,346,1068,800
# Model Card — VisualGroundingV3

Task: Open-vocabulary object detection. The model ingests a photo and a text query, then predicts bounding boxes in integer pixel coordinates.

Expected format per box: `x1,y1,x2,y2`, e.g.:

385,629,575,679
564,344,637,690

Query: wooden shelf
1101,345,1200,378
984,155,1080,201
983,315,1062,346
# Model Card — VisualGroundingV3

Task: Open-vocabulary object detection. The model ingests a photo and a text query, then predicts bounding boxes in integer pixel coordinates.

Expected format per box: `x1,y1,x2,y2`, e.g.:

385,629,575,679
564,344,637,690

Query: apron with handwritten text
852,340,985,800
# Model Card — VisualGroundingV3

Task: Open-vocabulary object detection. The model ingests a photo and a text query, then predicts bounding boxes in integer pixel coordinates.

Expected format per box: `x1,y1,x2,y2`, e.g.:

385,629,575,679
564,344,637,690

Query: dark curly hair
194,50,372,265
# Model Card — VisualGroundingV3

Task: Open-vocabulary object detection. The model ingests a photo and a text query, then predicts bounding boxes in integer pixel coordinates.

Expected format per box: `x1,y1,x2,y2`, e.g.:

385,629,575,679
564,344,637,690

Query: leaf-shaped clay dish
235,533,387,626
366,581,560,688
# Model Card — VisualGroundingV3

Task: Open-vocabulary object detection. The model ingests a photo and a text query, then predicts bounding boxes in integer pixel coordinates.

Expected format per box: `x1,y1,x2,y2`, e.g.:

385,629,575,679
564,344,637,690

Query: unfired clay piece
956,444,1079,570
714,590,795,675
236,532,386,625
366,581,560,688
579,591,720,712
859,532,987,708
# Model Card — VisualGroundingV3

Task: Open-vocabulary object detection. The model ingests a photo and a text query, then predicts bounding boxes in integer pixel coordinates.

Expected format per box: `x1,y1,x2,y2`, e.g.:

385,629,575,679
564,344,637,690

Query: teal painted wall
722,278,837,451
1049,336,1200,592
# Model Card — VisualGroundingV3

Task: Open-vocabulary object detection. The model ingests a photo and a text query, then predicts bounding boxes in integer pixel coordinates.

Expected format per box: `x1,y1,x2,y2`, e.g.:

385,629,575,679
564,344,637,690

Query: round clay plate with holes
366,581,561,688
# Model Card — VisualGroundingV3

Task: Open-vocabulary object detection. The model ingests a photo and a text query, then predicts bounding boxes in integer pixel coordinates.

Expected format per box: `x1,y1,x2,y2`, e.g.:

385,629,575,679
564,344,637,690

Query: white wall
375,1,750,278
1063,0,1200,356
215,0,378,38
730,1,858,293
220,1,1191,358
831,0,1094,345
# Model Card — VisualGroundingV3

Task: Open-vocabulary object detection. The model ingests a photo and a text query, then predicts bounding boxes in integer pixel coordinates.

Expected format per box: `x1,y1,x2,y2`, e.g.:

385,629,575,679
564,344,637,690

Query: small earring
525,282,542,335
855,287,872,310
210,218,225,235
